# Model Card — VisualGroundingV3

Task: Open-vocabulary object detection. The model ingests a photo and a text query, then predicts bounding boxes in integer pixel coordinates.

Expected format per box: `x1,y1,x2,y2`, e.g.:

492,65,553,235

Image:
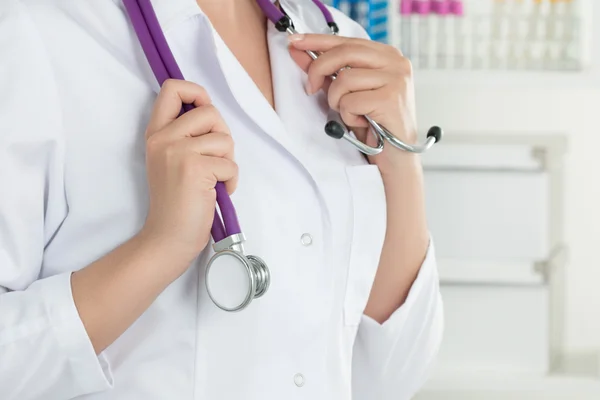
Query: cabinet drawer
425,170,549,261
437,285,549,374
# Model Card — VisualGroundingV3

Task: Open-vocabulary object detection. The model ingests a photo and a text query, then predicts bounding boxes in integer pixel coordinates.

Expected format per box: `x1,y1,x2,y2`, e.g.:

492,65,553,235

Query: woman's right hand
141,79,238,264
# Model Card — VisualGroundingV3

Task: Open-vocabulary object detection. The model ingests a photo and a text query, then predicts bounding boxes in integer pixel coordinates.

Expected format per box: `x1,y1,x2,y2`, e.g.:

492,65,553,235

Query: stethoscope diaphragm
206,250,270,312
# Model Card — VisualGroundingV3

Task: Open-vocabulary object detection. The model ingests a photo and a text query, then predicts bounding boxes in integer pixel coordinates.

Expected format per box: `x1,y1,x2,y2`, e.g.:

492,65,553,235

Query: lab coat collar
115,0,320,33
116,0,328,165
126,0,203,31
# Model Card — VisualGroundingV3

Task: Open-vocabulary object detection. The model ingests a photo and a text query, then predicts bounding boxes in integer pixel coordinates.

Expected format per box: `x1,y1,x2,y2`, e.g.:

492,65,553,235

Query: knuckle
198,104,218,119
389,45,405,59
207,104,221,118
335,67,350,83
347,43,363,54
146,135,164,154
307,57,324,76
222,132,235,149
201,87,210,100
193,84,209,100
327,90,340,110
397,57,413,75
230,160,240,177
338,94,350,110
161,79,178,93
164,141,180,158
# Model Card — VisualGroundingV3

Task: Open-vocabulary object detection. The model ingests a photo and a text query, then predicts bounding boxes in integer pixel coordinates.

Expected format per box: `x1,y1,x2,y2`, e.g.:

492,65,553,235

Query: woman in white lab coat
0,0,442,399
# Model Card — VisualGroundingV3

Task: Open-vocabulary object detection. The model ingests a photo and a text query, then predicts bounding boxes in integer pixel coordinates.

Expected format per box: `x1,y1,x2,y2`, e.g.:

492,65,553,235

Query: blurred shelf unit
330,0,391,42
327,0,593,72
412,68,600,89
420,133,568,377
415,371,600,400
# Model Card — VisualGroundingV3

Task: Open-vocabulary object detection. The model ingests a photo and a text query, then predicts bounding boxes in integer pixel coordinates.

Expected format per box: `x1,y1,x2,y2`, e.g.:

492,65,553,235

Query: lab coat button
300,233,313,246
294,373,305,387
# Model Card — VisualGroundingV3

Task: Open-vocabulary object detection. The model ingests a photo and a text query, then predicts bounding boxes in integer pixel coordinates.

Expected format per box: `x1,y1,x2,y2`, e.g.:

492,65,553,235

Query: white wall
415,5,600,353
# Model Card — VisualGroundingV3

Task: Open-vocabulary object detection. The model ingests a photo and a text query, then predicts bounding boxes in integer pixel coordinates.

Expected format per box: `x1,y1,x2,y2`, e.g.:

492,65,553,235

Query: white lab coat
0,0,443,399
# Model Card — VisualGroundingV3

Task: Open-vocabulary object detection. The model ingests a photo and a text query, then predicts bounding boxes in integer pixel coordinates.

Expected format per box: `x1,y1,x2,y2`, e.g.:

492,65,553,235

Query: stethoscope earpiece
325,119,444,154
427,126,444,143
324,120,346,139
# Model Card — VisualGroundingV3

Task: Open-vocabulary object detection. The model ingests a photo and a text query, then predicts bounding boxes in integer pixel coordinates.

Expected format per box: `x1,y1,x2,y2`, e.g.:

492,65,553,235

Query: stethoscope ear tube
321,80,443,155
326,118,443,155
325,113,384,156
377,124,443,154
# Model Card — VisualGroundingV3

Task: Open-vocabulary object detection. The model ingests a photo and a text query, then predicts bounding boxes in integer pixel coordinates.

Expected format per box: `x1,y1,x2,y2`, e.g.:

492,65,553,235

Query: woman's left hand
288,33,419,176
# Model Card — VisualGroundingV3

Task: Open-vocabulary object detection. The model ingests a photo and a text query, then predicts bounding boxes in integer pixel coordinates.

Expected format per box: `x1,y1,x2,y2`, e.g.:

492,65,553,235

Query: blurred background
325,0,600,398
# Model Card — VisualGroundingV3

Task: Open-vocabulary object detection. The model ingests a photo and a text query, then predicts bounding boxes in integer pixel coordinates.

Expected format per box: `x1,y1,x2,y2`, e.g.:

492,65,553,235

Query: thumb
288,45,332,95
288,44,312,73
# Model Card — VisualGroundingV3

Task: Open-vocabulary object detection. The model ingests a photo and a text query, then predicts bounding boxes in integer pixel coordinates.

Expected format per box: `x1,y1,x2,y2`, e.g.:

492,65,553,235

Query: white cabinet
426,170,549,273
438,285,549,373
422,134,566,375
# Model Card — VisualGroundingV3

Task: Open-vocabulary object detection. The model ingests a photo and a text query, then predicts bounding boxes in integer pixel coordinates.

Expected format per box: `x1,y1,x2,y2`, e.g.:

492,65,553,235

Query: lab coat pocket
343,165,387,327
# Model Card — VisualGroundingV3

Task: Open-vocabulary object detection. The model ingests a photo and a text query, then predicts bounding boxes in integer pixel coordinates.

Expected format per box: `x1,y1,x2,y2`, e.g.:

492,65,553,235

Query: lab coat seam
21,1,70,238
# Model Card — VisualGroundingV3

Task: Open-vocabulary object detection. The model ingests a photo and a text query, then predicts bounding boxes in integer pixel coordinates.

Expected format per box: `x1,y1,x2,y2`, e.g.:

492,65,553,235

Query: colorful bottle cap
400,0,413,15
449,0,464,16
433,0,451,15
412,0,431,14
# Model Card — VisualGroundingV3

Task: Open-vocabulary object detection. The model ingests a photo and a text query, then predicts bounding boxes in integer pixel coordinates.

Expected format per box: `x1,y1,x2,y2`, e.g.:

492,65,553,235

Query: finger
178,132,235,161
202,156,239,195
306,44,388,94
327,68,390,111
338,89,389,128
288,45,313,73
147,80,212,136
160,105,230,140
289,45,332,94
289,33,382,53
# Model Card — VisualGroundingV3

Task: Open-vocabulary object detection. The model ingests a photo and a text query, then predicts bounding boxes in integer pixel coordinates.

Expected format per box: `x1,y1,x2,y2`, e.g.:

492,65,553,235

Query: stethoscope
123,0,443,312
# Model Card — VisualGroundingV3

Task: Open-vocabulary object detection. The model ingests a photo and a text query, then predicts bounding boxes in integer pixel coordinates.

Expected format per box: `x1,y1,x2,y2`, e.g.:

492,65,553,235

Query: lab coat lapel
270,0,361,163
138,0,308,165
208,30,305,158
205,0,342,170
141,0,344,166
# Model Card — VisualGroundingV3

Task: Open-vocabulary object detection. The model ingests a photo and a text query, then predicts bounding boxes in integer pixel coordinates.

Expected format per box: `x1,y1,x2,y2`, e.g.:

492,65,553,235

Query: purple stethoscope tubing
123,0,241,243
254,0,335,25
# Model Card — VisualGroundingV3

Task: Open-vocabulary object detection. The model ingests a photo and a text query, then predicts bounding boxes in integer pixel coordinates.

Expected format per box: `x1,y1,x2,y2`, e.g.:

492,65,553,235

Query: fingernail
305,80,314,95
288,34,305,42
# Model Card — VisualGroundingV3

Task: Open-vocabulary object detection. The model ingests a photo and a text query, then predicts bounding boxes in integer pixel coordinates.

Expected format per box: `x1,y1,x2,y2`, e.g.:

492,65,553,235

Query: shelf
416,370,600,400
413,68,600,90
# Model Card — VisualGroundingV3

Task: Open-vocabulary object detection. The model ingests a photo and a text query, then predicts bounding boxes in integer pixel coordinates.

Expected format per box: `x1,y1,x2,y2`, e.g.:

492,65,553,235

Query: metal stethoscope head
205,234,270,312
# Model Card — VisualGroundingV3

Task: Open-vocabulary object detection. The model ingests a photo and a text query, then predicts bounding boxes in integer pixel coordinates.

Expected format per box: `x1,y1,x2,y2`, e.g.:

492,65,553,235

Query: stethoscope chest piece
205,234,270,312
